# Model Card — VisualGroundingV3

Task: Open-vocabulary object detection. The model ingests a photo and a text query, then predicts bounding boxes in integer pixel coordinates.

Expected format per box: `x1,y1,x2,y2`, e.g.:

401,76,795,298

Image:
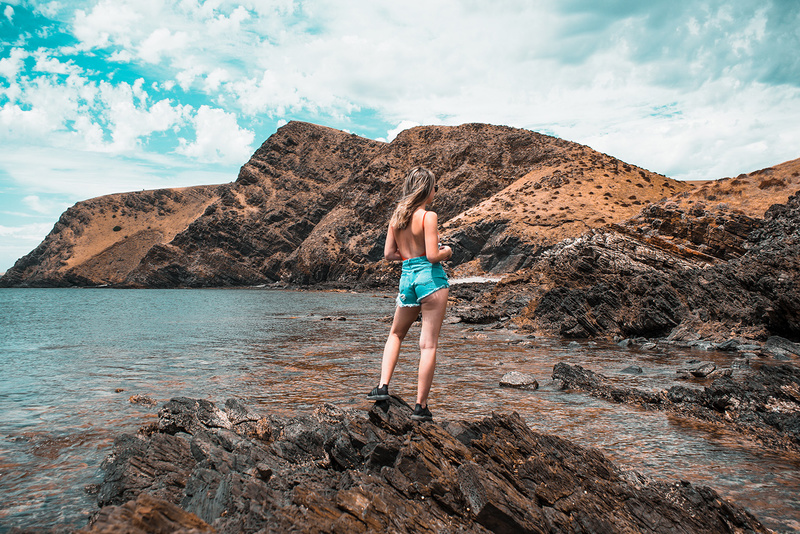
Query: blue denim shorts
396,256,449,308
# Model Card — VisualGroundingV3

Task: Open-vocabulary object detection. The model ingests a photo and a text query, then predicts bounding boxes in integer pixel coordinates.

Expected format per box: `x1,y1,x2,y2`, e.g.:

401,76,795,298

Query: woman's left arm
424,212,452,263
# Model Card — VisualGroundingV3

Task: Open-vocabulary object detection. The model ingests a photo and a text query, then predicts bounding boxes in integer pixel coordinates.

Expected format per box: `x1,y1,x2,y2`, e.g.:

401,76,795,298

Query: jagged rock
690,362,717,378
158,397,233,435
499,371,539,390
764,336,800,359
81,493,213,533
716,339,741,351
552,362,800,454
89,396,770,533
493,190,800,341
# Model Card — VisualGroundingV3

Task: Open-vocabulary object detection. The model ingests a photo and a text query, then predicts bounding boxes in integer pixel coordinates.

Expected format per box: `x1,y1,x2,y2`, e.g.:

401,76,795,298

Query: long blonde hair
389,166,436,230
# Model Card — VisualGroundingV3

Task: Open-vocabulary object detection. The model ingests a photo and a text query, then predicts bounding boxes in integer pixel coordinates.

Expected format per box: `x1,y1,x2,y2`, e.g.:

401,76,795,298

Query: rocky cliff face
0,121,691,288
456,189,800,341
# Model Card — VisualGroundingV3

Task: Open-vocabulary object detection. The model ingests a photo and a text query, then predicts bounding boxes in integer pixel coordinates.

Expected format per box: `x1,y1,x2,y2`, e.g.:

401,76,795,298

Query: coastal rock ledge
82,396,768,533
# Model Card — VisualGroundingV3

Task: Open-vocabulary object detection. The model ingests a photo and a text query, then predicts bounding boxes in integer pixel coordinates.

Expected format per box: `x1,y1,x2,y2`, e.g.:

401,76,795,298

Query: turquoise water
0,288,798,532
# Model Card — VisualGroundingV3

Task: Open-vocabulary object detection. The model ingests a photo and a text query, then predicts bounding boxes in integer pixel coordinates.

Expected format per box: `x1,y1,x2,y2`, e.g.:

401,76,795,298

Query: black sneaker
367,384,389,401
412,404,433,421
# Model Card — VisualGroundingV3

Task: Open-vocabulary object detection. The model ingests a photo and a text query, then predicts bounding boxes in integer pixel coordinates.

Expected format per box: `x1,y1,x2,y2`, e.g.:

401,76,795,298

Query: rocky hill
0,186,220,287
2,121,697,288
2,122,798,342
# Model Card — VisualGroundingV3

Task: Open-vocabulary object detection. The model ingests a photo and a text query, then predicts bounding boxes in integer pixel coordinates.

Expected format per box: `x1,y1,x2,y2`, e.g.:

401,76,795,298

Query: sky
1,1,798,273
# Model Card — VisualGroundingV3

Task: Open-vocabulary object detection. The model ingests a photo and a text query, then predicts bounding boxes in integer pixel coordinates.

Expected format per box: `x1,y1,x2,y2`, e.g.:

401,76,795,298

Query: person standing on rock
367,166,453,421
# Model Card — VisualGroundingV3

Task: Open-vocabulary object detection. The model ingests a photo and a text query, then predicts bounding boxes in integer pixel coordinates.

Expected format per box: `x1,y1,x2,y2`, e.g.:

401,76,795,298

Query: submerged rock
88,396,769,533
499,371,539,390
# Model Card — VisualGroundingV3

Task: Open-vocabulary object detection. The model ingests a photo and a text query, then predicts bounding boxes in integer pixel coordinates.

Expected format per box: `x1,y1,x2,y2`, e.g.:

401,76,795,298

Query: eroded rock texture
462,190,800,341
88,396,769,533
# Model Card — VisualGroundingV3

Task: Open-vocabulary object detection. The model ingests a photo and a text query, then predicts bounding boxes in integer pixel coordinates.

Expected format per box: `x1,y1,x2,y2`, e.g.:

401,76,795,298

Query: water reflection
0,289,797,532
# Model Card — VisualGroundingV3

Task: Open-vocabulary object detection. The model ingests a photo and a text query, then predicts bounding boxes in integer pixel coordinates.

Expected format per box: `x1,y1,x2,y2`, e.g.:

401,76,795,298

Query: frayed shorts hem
395,285,448,308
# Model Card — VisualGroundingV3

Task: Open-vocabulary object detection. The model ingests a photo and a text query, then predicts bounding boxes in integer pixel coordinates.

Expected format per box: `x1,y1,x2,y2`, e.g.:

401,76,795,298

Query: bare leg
379,305,420,387
416,287,449,407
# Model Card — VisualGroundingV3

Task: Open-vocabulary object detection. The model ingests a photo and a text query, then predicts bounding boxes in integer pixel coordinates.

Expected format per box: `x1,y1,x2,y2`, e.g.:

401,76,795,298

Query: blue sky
1,0,798,273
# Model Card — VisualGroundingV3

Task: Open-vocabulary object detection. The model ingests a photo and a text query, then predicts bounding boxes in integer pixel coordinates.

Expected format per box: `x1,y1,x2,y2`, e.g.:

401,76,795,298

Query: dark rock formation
88,396,770,533
552,361,800,454
463,190,800,342
80,492,213,533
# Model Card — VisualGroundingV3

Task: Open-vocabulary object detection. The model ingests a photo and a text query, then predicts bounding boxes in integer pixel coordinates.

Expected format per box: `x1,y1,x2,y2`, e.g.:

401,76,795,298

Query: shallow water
0,288,798,532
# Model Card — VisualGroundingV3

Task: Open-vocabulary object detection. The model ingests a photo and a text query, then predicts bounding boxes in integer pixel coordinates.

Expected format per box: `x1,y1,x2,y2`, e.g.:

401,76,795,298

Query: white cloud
204,67,229,92
4,5,13,22
175,64,206,91
33,2,63,19
72,0,142,50
176,105,255,163
0,48,27,80
382,121,419,143
206,5,249,35
32,51,82,76
138,28,189,64
108,49,135,62
98,79,190,152
21,195,68,215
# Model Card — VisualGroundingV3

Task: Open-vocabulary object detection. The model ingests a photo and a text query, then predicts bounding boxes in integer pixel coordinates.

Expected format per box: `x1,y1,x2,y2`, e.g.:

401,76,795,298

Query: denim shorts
396,256,450,308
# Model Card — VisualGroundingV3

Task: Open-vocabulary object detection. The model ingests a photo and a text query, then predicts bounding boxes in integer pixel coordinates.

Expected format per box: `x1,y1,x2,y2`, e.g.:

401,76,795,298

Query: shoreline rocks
84,395,769,533
552,361,800,455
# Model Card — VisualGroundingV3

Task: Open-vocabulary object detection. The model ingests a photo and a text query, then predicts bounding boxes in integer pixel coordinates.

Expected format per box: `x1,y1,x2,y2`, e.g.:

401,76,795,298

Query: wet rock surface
552,361,800,455
88,396,770,533
499,371,539,390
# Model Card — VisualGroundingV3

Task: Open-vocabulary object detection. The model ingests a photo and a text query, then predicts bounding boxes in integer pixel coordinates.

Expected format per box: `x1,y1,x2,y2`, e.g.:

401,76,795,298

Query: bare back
385,208,452,264
393,209,429,260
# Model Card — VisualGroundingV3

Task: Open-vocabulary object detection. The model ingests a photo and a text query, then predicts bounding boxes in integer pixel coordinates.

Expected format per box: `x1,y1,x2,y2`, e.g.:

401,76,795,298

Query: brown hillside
0,186,219,286
669,157,800,217
442,145,692,276
1,122,797,288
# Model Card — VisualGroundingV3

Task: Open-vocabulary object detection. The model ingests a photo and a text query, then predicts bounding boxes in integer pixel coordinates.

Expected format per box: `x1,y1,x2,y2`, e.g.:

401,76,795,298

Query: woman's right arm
384,225,403,261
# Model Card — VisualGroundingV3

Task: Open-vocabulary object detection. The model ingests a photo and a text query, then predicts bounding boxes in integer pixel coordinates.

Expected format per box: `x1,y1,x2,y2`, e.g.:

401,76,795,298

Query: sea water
0,288,798,532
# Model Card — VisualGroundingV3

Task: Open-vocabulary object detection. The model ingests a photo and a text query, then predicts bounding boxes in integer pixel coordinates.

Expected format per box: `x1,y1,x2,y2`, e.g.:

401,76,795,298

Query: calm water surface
0,288,798,532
